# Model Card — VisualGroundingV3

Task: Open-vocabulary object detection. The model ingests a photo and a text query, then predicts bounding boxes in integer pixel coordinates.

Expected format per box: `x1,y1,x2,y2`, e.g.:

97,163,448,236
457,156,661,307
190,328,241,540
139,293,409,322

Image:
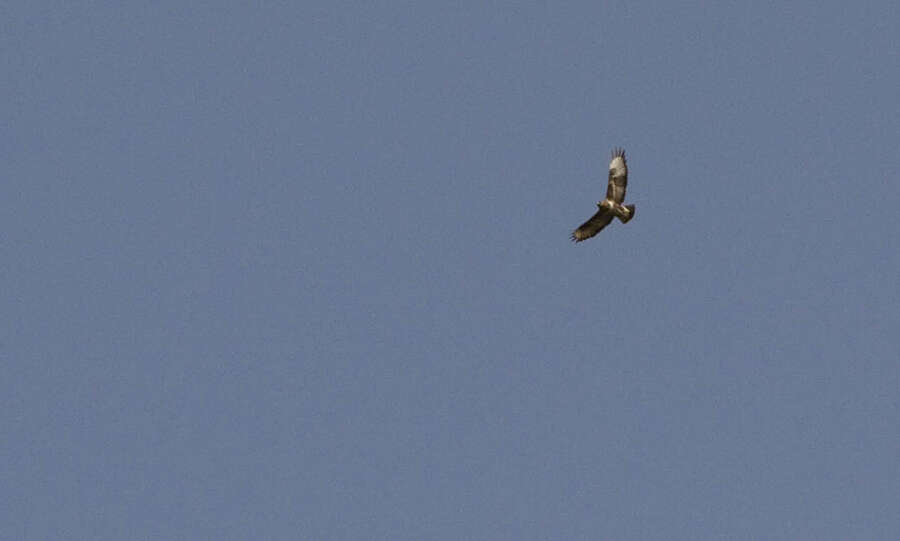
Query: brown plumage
571,148,636,242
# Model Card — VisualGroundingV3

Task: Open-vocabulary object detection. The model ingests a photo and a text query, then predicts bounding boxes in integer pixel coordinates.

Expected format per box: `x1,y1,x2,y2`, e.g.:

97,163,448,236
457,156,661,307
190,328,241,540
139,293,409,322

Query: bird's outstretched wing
571,208,613,242
606,147,628,204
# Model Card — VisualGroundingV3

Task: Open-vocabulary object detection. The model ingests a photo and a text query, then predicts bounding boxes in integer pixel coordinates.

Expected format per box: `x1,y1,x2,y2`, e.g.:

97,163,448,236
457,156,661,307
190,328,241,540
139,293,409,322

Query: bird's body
571,148,636,242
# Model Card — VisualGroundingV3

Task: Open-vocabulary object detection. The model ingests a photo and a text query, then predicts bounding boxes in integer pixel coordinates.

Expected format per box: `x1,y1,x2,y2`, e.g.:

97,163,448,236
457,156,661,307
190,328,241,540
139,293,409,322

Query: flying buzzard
571,148,636,242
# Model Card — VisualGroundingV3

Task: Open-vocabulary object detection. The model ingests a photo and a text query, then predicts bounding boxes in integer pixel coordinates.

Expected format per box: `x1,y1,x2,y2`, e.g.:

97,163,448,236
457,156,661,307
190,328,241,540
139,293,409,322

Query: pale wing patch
608,156,627,177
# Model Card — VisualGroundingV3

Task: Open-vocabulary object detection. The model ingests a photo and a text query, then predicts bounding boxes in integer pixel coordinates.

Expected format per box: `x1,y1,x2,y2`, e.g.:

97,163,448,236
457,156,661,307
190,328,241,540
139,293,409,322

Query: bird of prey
571,148,636,242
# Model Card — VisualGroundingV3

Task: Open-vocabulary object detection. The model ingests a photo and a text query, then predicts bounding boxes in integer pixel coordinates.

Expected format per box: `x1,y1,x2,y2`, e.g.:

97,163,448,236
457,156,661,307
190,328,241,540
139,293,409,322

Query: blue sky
3,2,898,539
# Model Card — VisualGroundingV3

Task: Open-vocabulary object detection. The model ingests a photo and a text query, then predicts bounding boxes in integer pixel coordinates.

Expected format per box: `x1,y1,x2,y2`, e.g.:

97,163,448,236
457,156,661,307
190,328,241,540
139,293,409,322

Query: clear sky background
3,2,898,539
